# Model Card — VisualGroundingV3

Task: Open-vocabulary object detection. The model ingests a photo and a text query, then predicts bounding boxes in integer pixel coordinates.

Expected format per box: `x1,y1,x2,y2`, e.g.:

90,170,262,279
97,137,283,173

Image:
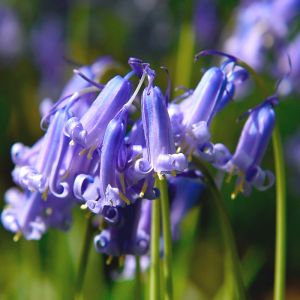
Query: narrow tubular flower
88,107,132,213
41,57,112,129
227,98,277,198
64,73,133,151
141,67,187,175
12,108,68,196
171,59,247,165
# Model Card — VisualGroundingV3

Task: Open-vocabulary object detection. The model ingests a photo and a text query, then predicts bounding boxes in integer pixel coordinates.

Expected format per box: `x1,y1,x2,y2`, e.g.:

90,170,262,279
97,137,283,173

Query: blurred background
0,0,300,299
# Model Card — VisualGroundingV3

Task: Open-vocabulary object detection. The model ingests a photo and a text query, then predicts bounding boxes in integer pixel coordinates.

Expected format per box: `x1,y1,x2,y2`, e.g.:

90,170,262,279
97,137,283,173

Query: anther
158,173,164,180
13,231,22,242
120,174,126,194
139,180,148,198
79,148,88,156
106,255,113,265
118,255,125,267
87,146,96,160
119,192,131,205
80,203,88,210
42,187,49,201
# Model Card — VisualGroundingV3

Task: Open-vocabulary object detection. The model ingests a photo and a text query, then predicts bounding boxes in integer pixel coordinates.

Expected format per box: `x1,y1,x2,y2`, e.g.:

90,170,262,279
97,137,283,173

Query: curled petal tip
64,117,87,146
94,232,110,252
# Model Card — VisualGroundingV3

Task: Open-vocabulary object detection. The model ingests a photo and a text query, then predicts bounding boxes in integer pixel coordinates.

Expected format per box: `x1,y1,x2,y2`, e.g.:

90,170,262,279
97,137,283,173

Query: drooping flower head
226,96,277,198
169,52,248,164
64,71,133,153
1,58,117,240
94,200,151,257
136,60,187,176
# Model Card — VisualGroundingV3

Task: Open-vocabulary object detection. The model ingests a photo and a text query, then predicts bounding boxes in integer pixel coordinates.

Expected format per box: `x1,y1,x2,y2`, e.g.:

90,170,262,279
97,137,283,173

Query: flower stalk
150,180,161,300
75,213,94,299
159,176,173,300
272,125,286,300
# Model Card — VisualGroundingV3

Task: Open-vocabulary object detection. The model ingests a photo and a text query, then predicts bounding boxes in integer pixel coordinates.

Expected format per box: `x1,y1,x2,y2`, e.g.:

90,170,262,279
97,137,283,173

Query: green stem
135,255,143,300
150,183,161,300
192,157,247,299
158,177,173,300
75,214,94,299
272,125,286,300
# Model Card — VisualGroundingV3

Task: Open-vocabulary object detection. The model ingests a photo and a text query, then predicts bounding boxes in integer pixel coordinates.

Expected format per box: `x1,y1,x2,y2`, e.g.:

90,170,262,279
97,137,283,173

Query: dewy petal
142,85,187,173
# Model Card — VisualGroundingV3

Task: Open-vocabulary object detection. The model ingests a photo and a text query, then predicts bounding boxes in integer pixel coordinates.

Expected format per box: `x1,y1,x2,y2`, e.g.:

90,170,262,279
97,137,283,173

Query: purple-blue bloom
169,59,247,165
64,73,133,152
225,98,277,198
94,201,150,256
141,82,187,175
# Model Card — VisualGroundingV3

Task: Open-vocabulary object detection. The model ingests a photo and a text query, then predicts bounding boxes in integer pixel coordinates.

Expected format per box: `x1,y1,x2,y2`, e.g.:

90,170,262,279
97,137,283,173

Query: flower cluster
1,54,277,257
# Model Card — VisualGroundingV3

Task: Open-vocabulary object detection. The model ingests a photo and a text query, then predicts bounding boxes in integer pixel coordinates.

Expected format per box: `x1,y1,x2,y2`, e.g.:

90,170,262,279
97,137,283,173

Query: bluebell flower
1,188,74,240
12,108,69,197
94,201,150,256
140,65,187,175
41,56,114,129
225,98,277,198
2,58,117,240
74,107,134,214
64,72,133,154
169,59,247,164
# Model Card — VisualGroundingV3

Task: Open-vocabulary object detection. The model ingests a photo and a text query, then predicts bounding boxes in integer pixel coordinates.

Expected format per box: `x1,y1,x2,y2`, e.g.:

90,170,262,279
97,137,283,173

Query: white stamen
125,72,147,108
